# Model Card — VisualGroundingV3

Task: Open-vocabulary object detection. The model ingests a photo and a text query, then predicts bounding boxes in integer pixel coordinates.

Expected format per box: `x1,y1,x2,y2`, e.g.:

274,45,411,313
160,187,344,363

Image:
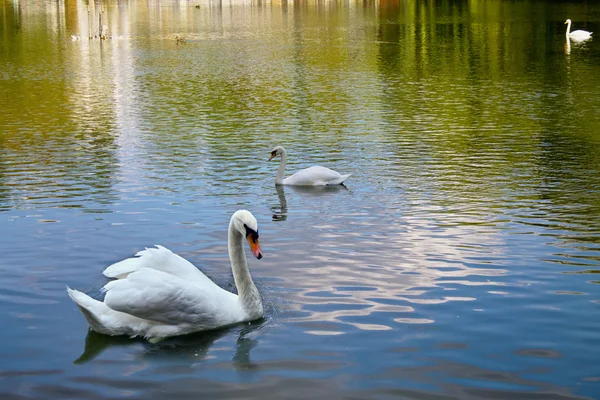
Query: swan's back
284,166,351,186
569,30,592,40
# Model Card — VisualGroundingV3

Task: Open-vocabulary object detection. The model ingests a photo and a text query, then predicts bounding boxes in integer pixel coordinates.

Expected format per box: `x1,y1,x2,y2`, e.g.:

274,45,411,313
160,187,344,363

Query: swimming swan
565,19,592,41
67,210,264,342
268,145,351,186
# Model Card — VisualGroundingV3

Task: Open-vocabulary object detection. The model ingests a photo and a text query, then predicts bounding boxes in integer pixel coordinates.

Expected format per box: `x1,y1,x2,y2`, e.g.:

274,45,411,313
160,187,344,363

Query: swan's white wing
103,245,216,288
285,166,351,186
103,268,242,328
569,30,592,41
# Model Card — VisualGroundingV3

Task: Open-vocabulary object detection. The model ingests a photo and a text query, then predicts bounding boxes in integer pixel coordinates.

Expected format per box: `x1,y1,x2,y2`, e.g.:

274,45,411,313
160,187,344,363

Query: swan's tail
337,173,352,185
67,287,105,329
66,287,126,336
67,287,160,338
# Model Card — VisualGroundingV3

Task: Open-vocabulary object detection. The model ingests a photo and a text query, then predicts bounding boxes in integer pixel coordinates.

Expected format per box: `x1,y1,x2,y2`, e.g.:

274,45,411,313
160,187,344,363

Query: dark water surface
1,0,600,399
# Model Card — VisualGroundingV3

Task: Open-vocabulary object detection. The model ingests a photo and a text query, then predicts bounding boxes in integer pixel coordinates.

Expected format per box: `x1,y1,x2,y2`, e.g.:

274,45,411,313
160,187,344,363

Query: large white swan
565,19,592,41
268,146,351,186
67,210,264,342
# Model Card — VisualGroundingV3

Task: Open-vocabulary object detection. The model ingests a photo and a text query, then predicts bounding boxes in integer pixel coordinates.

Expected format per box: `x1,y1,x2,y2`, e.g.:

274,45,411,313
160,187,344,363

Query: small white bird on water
67,210,264,342
565,19,592,42
268,145,351,186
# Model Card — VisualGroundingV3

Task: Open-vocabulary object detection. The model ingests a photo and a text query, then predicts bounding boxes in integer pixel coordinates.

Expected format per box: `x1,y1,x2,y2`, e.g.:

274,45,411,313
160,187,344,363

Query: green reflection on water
1,0,599,220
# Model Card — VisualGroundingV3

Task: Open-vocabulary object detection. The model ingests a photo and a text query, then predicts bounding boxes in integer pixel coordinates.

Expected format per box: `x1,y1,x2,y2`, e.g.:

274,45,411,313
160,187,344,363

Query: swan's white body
67,210,264,341
565,19,592,41
269,146,351,186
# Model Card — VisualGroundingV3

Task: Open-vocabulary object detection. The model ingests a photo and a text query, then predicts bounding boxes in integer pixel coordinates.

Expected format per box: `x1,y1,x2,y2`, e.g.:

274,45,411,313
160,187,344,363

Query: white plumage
565,19,592,42
268,145,351,186
67,210,264,342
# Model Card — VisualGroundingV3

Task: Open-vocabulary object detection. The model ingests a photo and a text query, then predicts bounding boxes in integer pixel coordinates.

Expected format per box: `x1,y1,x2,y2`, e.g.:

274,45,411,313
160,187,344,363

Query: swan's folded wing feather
102,257,140,279
286,166,348,185
103,245,217,288
103,268,240,327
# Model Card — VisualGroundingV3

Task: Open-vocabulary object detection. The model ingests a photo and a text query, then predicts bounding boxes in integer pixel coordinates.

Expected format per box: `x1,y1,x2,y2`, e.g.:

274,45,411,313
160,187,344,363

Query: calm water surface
1,0,600,399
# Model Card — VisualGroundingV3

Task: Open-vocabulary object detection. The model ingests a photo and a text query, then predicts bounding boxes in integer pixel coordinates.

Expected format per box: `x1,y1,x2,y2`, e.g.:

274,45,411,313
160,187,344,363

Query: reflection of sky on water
269,197,508,333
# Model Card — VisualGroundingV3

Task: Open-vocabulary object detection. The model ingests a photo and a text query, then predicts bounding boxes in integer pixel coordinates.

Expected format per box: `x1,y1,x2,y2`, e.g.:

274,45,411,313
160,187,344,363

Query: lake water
1,0,600,398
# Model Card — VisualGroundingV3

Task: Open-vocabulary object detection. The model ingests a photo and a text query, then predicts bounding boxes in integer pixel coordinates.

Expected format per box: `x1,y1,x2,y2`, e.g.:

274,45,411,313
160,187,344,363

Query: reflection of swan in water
271,185,288,222
565,38,571,55
232,335,260,371
270,184,350,222
74,329,139,364
74,319,263,368
565,19,592,42
286,184,350,196
564,35,592,56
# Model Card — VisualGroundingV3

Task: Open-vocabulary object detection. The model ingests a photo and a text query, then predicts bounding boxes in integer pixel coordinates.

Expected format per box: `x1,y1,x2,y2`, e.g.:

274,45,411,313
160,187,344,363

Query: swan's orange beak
247,234,263,259
268,151,277,161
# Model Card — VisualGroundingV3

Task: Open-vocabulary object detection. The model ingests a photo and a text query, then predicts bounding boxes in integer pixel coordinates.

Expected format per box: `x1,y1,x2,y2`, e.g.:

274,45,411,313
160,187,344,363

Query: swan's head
565,19,571,25
268,146,285,161
232,210,262,259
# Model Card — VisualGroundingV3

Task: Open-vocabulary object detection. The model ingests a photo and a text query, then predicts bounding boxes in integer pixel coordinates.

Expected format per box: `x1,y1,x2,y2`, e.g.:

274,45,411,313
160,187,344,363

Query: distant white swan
269,146,351,186
565,19,592,41
67,210,264,342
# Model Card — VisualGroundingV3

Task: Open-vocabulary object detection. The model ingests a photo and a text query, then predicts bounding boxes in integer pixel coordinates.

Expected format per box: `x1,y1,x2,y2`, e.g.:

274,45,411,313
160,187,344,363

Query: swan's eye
244,225,259,243
271,150,276,156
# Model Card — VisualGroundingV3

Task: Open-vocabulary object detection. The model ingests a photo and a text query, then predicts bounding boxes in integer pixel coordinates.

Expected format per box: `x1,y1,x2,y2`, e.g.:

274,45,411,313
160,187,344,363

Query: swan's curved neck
228,220,263,318
566,20,571,36
275,149,287,185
